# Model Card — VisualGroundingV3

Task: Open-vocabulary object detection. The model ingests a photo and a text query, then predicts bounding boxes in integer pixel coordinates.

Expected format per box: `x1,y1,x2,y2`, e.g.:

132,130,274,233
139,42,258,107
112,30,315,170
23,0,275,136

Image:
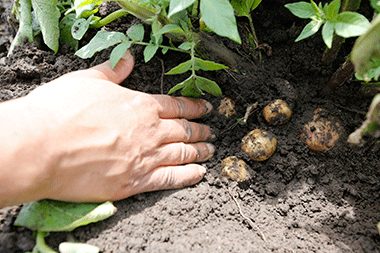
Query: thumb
82,50,135,84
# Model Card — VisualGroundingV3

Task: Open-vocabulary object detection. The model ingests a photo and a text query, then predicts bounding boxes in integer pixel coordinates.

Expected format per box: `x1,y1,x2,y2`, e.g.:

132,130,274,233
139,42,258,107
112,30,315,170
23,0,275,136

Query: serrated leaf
127,23,144,41
59,242,100,253
166,60,192,75
110,40,132,69
200,0,241,44
322,21,334,48
284,2,317,19
168,0,197,17
75,30,127,58
335,12,370,38
194,58,228,71
144,43,159,62
168,75,193,94
14,200,117,232
59,13,79,51
195,76,222,96
295,19,323,42
325,0,340,21
31,0,60,53
72,18,91,40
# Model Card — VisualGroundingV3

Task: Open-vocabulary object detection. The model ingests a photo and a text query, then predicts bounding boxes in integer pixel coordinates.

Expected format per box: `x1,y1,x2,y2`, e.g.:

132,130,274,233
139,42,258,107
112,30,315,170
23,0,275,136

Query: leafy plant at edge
14,200,117,252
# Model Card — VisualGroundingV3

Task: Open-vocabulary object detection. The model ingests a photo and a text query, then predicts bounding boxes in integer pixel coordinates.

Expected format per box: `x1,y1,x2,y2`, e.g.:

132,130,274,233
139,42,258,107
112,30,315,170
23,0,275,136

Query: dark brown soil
1,0,380,252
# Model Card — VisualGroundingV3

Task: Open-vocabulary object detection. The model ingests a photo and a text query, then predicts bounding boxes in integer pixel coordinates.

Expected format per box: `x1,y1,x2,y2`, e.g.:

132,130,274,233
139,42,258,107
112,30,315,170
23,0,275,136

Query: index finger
153,95,213,119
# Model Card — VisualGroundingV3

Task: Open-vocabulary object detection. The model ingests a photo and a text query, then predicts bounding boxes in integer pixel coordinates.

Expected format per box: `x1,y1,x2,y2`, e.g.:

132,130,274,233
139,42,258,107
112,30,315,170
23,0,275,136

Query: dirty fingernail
207,128,218,142
205,101,213,114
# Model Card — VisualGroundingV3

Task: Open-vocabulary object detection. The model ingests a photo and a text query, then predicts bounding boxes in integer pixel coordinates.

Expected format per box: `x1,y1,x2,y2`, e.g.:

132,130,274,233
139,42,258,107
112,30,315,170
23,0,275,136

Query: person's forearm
0,96,52,208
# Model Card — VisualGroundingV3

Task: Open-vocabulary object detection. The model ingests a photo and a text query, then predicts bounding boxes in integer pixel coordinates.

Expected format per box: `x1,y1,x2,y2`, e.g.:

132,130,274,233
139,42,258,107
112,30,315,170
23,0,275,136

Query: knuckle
178,119,192,142
172,97,186,117
176,143,196,164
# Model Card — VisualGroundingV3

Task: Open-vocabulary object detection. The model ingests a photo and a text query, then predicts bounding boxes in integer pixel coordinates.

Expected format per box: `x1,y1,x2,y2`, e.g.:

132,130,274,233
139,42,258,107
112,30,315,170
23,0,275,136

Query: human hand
23,51,215,203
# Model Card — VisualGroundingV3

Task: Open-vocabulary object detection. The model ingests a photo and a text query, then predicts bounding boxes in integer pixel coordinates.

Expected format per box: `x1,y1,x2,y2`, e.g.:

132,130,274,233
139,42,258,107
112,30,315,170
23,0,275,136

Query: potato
241,129,277,161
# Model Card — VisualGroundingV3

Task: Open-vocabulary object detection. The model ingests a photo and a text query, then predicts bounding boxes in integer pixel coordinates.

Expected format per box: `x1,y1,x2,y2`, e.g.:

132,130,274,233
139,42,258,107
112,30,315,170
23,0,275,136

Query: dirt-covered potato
301,109,341,151
217,97,236,118
221,156,248,182
241,129,277,161
263,99,292,125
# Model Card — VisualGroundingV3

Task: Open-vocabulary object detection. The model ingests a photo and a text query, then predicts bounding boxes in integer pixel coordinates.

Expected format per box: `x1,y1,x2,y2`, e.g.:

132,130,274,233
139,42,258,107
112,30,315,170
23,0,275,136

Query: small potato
221,156,248,182
217,97,236,118
241,129,277,161
263,99,291,125
302,109,341,151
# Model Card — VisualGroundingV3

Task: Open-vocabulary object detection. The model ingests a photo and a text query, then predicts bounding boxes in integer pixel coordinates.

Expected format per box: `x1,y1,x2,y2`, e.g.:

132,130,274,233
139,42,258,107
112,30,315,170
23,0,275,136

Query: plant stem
91,9,129,28
325,56,355,92
134,41,190,54
8,0,33,56
321,0,361,65
34,231,57,253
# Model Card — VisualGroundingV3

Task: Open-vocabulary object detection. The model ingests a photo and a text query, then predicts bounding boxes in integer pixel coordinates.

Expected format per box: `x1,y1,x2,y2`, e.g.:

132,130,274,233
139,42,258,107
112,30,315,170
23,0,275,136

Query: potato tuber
263,99,292,125
241,129,277,161
221,156,248,182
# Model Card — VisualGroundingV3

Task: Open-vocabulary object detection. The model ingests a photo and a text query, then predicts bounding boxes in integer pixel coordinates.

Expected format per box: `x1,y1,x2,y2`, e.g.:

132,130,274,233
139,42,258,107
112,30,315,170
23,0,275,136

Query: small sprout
241,129,277,161
221,156,248,182
301,108,341,151
263,99,292,125
218,97,236,118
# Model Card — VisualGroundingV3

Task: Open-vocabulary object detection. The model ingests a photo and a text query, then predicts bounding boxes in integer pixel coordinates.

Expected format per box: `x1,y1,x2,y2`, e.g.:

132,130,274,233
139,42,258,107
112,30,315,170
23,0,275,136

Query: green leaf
72,18,91,40
154,24,185,40
168,0,197,17
231,0,250,17
59,242,100,253
74,0,100,18
371,0,380,12
168,75,193,94
110,40,132,69
194,58,228,71
195,76,222,96
249,0,262,10
295,19,323,42
322,21,334,48
335,12,370,38
127,23,144,41
324,0,340,20
59,13,79,51
182,80,203,97
14,200,117,232
200,0,241,44
166,60,192,75
284,2,317,19
178,42,192,51
31,0,61,53
352,14,380,78
75,30,127,58
144,43,159,62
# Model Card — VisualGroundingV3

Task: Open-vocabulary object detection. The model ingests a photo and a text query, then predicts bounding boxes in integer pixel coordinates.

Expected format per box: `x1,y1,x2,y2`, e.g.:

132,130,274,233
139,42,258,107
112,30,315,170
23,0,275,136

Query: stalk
321,0,361,65
325,57,355,92
91,9,129,28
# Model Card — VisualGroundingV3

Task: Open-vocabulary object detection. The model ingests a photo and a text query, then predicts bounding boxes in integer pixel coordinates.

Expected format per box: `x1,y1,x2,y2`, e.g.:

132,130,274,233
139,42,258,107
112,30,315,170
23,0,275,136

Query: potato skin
241,129,277,161
263,99,292,125
221,156,248,182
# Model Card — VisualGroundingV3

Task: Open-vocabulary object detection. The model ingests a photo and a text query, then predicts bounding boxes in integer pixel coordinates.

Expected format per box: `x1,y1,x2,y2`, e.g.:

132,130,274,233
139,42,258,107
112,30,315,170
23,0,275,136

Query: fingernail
199,166,207,175
122,50,133,60
205,143,215,160
205,101,213,114
207,128,218,142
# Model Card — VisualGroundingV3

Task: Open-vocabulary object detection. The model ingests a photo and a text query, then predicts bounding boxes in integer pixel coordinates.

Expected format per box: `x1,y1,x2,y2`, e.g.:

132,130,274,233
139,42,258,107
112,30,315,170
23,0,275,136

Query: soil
1,0,380,252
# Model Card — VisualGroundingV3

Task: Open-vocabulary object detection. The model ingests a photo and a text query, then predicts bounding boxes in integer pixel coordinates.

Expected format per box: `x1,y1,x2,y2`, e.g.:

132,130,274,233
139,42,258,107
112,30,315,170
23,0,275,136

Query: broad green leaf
59,242,100,253
75,30,127,58
166,60,192,75
295,19,323,42
31,0,61,53
322,21,334,48
284,2,317,19
178,42,192,51
200,0,241,44
72,18,91,40
168,75,193,94
352,14,380,78
195,76,222,96
74,0,99,18
182,81,203,97
168,0,197,17
194,58,228,71
335,12,370,38
154,24,185,40
59,13,79,51
144,43,159,62
110,40,132,69
325,0,340,21
127,23,144,41
14,200,117,232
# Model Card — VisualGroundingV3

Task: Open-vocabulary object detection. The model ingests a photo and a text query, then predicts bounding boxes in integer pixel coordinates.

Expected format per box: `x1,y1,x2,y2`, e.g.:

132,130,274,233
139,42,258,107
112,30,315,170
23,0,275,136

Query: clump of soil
1,0,380,252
